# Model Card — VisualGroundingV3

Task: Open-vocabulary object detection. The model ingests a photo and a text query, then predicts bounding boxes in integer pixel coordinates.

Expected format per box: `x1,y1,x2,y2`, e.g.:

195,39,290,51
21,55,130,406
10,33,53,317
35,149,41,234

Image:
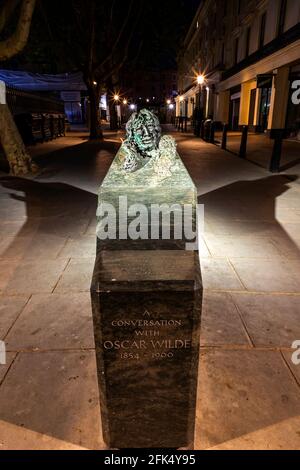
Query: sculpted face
126,109,161,154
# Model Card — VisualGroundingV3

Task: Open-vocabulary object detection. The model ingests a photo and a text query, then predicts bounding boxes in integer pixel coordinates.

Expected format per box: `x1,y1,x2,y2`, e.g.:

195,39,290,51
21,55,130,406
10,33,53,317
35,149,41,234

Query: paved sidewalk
214,130,300,178
0,128,299,449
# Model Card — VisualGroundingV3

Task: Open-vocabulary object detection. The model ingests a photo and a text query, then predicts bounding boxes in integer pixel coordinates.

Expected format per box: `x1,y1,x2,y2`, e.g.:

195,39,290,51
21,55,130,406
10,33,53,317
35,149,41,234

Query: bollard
269,129,285,172
200,120,205,139
209,121,215,144
239,125,248,158
194,119,200,137
184,116,187,132
204,121,211,141
221,123,228,150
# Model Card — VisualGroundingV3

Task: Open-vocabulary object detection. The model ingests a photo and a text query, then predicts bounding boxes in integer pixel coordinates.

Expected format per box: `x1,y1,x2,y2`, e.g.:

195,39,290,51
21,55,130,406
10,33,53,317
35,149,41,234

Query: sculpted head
125,109,161,154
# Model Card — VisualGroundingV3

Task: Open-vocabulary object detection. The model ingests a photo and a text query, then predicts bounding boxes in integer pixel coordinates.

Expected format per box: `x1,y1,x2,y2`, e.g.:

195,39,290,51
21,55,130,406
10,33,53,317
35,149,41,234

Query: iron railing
6,85,64,116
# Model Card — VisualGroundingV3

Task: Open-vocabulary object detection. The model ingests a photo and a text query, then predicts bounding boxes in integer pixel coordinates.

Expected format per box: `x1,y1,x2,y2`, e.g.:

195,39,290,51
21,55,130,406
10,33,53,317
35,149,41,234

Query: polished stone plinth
91,250,202,448
96,147,197,250
91,144,202,448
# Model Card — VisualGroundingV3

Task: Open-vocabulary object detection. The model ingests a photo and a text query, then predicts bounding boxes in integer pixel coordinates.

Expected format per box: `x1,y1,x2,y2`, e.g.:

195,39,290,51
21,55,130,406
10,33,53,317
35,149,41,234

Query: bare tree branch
110,0,117,24
0,0,36,61
0,0,21,33
94,0,135,74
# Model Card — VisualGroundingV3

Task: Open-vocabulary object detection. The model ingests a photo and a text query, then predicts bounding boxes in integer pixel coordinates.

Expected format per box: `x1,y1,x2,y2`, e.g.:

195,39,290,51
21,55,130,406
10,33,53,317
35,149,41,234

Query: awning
0,70,86,91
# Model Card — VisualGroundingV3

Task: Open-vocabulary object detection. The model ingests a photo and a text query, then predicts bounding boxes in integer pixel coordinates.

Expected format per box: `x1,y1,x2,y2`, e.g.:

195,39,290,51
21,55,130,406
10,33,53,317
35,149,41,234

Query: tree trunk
0,0,36,61
0,104,38,175
87,85,103,140
109,98,119,131
106,78,119,131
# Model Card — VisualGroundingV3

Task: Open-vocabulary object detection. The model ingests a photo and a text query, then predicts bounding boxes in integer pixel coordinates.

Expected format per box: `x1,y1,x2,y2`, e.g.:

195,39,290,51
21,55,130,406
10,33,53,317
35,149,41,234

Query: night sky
133,0,201,70
2,0,201,73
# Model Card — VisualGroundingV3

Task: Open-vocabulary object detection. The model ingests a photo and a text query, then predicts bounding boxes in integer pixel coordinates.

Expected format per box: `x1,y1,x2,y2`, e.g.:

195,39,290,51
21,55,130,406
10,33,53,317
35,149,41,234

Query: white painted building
176,0,300,136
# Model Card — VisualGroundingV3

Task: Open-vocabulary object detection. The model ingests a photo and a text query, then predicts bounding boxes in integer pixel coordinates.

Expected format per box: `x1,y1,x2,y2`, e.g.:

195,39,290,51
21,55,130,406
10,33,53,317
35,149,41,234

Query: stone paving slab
276,209,300,224
201,292,250,346
208,415,300,450
5,293,94,351
0,351,103,449
195,349,300,450
0,234,67,260
0,295,29,339
282,223,300,239
57,236,96,259
201,258,244,291
230,258,300,293
0,419,86,450
204,234,283,259
1,259,68,295
204,219,286,237
54,259,94,293
270,236,300,259
0,353,17,384
231,293,300,348
282,351,300,387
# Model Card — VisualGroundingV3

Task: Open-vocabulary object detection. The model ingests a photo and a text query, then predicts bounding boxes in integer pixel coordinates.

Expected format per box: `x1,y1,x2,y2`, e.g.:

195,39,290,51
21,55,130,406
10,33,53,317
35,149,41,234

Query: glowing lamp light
130,104,136,110
93,81,97,85
169,104,174,110
179,96,184,102
114,94,120,101
197,74,205,85
123,99,128,105
146,98,149,102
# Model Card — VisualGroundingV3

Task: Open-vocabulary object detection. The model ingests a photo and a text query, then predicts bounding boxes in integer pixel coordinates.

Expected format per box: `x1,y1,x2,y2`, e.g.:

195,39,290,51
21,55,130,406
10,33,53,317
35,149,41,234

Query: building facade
176,0,300,136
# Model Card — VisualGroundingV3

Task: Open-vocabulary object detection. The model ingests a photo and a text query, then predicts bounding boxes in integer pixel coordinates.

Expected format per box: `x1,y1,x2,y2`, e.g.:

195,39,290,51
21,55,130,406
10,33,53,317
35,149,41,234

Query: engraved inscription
103,310,191,360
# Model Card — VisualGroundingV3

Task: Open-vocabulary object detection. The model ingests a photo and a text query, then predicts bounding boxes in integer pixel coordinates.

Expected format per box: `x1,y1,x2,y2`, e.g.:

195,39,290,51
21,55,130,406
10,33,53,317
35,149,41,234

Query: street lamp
114,94,120,102
179,96,184,102
197,74,205,85
123,99,128,105
166,99,171,105
130,104,136,110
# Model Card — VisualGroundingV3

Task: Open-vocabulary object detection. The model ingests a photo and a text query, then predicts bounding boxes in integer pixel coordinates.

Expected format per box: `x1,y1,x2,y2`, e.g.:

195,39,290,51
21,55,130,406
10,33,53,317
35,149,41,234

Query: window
259,12,267,49
234,38,239,65
245,27,251,57
278,0,287,36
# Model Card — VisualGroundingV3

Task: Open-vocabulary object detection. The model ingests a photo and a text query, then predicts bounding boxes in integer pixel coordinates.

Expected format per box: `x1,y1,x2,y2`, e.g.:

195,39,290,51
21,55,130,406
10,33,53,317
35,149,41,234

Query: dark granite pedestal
91,250,202,448
90,143,202,448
